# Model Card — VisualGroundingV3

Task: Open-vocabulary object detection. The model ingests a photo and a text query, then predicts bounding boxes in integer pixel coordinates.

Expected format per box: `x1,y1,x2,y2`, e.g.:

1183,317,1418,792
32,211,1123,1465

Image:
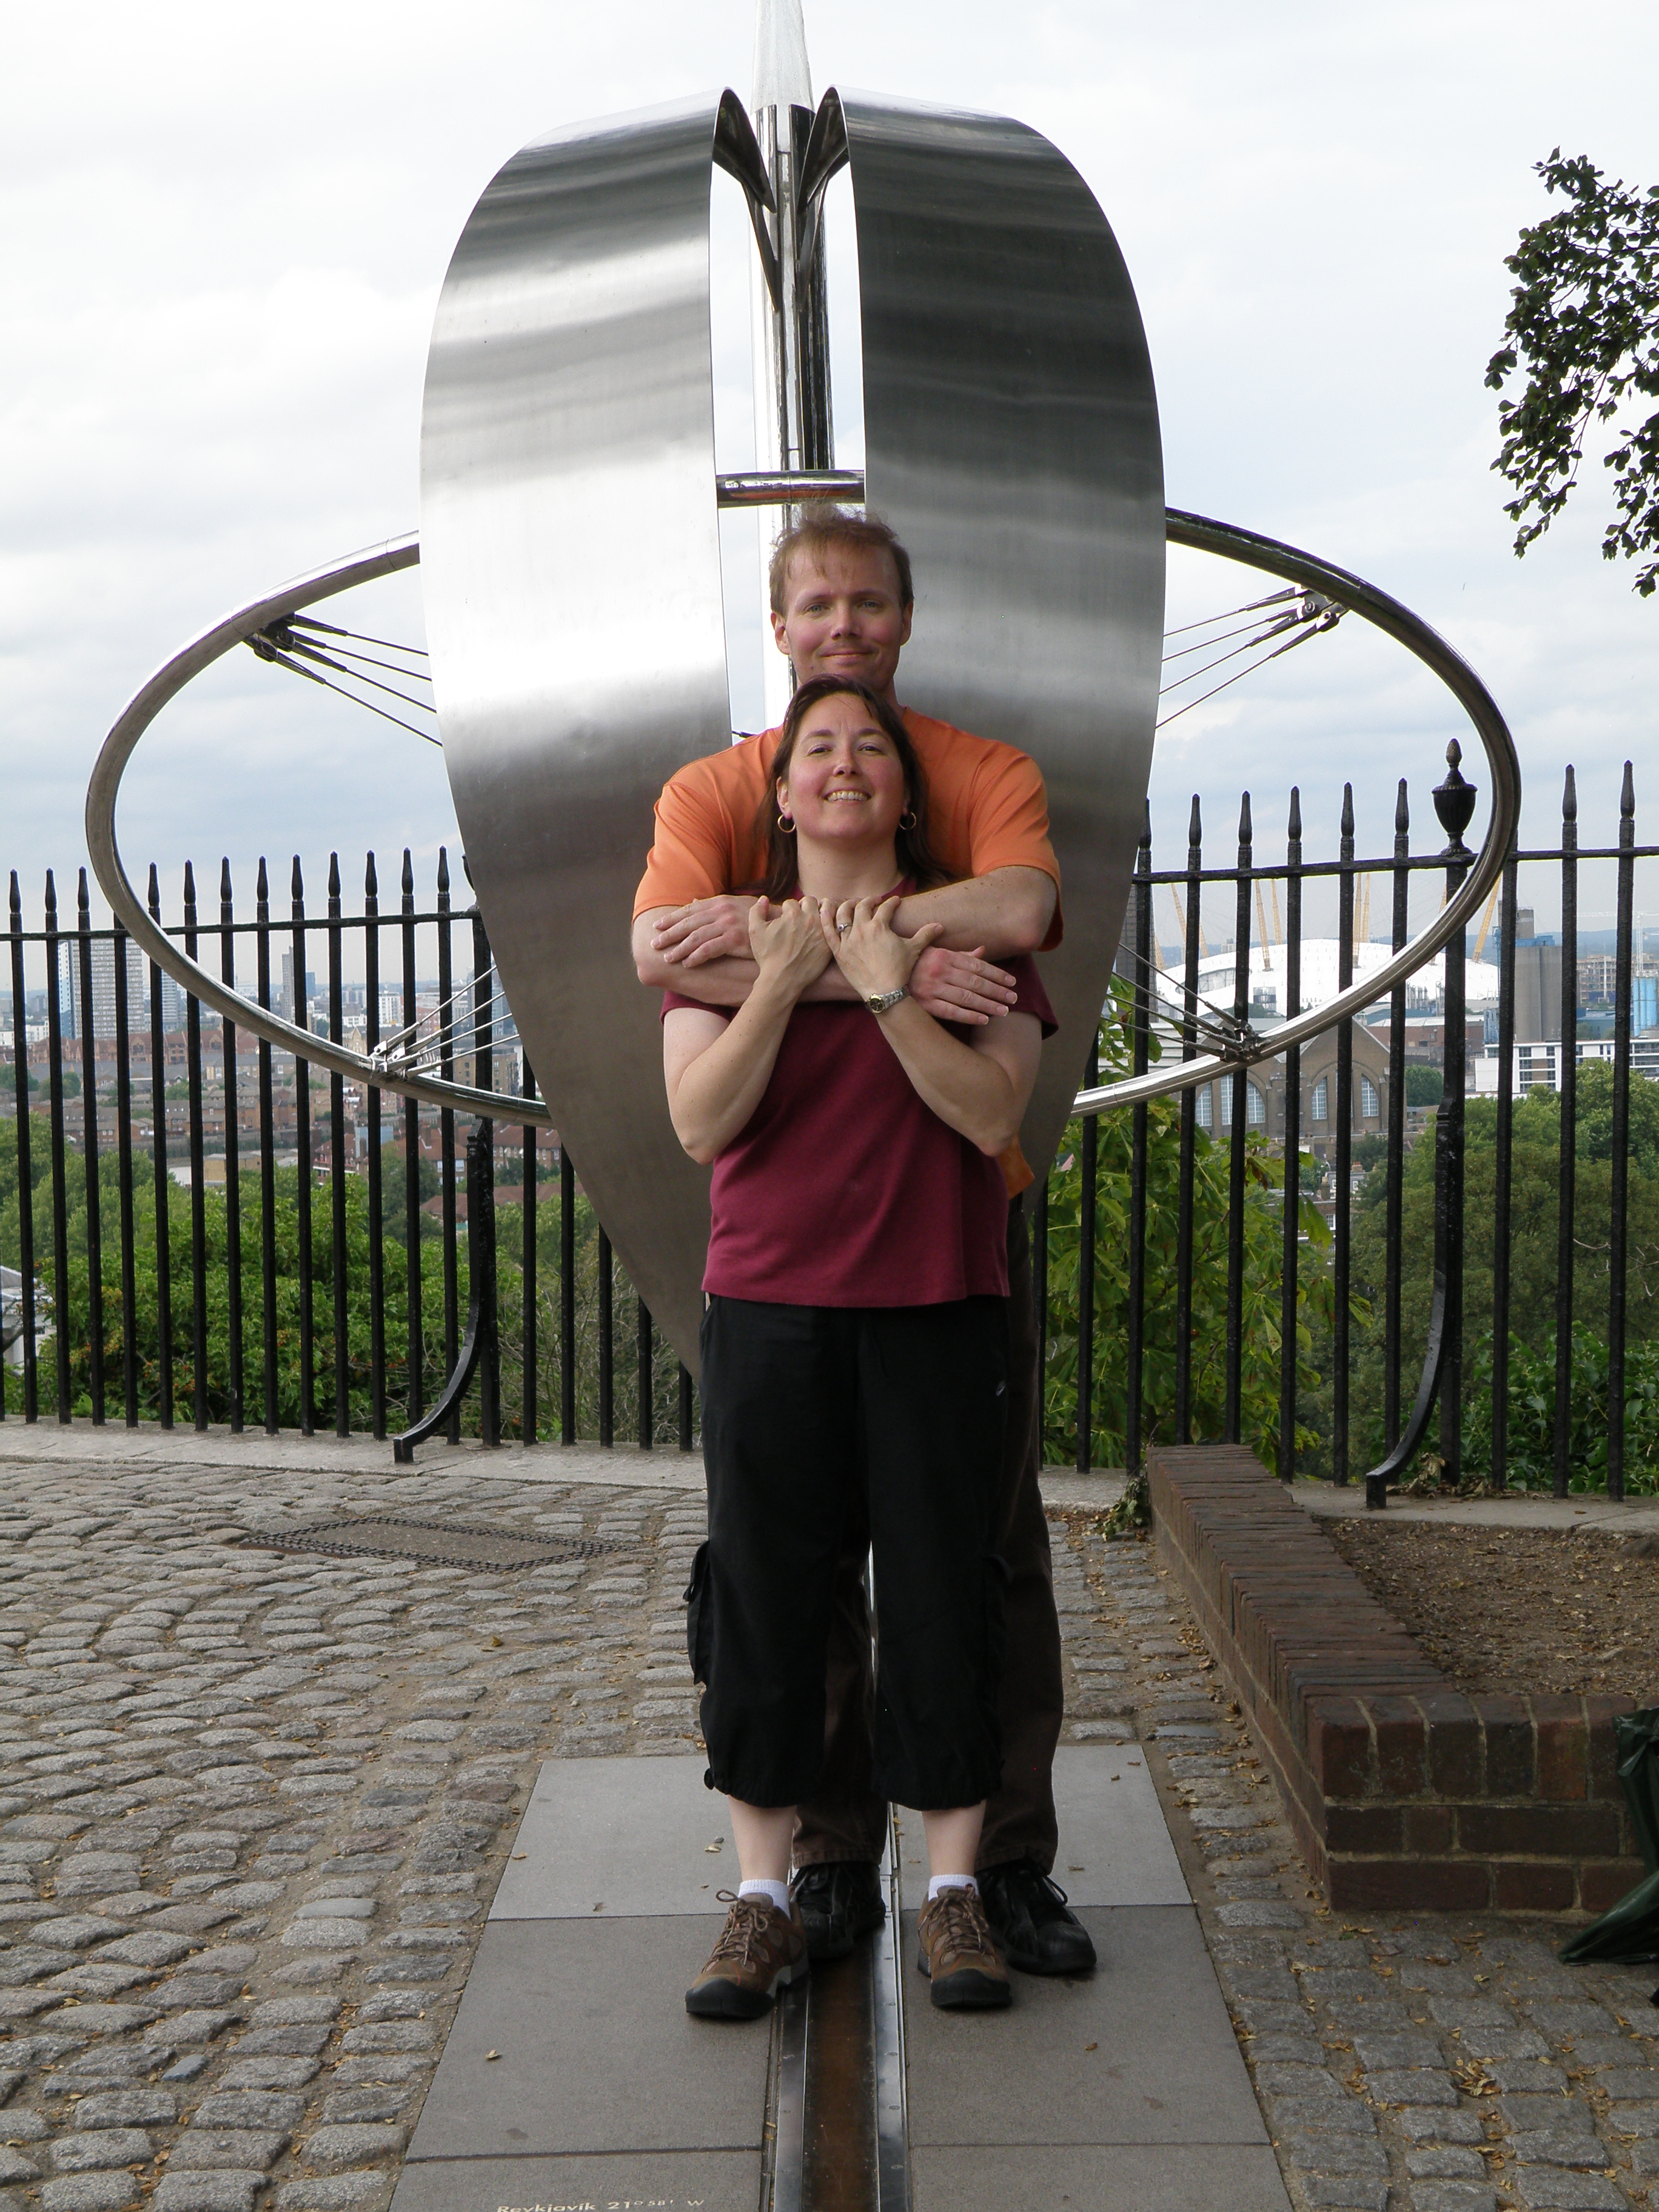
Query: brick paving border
1055,1504,1659,2212
1147,1446,1649,1914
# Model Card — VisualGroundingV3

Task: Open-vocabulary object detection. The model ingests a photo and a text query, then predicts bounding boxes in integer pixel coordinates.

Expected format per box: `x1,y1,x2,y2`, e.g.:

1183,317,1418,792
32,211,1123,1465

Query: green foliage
0,1110,685,1443
1460,1326,1659,1495
1039,984,1349,1472
1404,1064,1443,1107
1348,1062,1659,1480
1487,149,1659,595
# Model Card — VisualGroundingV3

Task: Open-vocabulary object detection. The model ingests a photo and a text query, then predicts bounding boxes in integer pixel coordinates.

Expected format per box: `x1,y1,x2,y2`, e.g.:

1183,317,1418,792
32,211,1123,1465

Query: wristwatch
865,987,907,1015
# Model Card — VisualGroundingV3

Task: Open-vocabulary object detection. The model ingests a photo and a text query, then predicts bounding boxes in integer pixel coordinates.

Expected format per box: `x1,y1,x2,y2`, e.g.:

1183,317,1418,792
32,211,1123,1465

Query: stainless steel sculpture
84,27,1521,1386
417,76,1165,1367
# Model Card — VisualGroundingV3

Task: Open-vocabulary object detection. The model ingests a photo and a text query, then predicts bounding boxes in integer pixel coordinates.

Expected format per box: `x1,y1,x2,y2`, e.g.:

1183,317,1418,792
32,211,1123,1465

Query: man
632,505,1094,1977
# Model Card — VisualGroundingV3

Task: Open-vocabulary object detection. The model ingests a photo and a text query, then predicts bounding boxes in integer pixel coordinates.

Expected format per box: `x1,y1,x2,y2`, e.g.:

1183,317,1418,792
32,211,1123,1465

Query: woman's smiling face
776,690,908,853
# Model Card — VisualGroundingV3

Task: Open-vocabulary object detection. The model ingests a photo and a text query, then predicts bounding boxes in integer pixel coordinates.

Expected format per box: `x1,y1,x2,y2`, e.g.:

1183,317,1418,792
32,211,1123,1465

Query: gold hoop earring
900,809,917,830
778,814,797,834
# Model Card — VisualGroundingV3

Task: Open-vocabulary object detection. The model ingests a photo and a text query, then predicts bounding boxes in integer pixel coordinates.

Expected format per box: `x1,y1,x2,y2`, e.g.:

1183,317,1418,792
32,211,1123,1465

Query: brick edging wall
1147,1444,1643,1914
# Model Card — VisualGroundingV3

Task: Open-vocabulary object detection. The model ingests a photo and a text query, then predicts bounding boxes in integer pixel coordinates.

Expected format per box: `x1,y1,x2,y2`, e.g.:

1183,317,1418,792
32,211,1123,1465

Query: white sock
738,1877,792,1917
928,1874,979,1901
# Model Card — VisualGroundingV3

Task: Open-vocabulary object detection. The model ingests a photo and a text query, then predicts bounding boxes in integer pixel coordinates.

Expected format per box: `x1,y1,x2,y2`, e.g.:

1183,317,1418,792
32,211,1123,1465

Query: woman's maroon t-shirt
663,959,1056,1307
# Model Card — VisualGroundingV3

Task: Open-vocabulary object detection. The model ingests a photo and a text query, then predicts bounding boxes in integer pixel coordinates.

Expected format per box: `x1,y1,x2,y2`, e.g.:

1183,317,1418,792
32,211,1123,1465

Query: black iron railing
3,774,1657,1498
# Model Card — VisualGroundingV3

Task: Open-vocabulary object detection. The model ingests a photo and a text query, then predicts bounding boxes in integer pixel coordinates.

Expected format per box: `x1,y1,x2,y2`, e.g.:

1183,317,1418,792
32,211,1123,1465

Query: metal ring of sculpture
84,507,1518,1115
86,82,1520,1373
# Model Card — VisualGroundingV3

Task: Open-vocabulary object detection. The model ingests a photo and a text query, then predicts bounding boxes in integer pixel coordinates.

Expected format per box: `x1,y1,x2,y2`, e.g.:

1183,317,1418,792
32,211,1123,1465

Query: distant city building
280,953,318,1026
61,937,147,1041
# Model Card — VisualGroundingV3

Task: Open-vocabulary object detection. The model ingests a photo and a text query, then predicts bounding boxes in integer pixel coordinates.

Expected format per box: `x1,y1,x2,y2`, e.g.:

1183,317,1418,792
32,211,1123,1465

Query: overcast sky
4,0,1657,954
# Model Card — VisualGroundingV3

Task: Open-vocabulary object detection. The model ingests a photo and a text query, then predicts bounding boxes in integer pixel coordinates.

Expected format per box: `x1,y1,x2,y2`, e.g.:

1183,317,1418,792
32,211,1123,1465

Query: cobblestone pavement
1,1455,1654,2212
0,1456,705,2212
1054,1512,1659,2212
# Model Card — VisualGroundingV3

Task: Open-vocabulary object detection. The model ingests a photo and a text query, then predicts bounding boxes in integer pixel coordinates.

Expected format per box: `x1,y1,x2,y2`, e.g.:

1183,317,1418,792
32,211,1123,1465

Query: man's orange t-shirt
634,709,1063,946
635,708,1062,1198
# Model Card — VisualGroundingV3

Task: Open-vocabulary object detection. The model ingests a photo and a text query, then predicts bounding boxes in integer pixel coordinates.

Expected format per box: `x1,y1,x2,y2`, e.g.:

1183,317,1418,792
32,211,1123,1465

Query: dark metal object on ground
1362,743,1478,1509
241,1515,634,1572
1560,1708,1659,1965
391,1119,500,1463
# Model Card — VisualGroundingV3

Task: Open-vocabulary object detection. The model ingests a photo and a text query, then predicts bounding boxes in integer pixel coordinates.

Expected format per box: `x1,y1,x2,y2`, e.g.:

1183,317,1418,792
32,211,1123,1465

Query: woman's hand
748,896,832,1000
820,895,945,1002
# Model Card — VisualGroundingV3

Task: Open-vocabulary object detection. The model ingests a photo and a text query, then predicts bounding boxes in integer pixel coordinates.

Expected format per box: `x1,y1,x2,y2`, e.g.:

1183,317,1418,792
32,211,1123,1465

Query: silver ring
837,921,852,934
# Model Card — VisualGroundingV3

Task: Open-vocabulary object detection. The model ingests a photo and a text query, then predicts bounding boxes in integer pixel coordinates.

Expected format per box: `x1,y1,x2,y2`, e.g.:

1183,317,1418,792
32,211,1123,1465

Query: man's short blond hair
767,503,914,616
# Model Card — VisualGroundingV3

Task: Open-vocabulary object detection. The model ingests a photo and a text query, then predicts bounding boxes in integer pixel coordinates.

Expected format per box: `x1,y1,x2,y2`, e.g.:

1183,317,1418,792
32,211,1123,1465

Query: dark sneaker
978,1860,1098,1976
791,1860,886,1962
915,1885,1012,2010
685,1891,809,2020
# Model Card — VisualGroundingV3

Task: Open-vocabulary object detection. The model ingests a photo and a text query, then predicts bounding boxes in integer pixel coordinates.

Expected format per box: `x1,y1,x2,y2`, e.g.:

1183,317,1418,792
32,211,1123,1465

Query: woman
663,674,1054,2018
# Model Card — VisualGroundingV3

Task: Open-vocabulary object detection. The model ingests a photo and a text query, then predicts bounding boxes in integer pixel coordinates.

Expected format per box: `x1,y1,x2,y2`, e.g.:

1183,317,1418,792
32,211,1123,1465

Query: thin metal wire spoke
248,641,443,749
1109,945,1251,1047
1156,618,1334,732
1162,611,1310,665
1158,609,1315,697
275,637,440,719
374,973,509,1059
1162,586,1301,638
287,615,429,659
303,640,436,686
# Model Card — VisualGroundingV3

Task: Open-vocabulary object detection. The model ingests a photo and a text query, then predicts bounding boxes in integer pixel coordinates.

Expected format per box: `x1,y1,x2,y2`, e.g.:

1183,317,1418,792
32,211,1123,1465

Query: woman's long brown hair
752,675,950,901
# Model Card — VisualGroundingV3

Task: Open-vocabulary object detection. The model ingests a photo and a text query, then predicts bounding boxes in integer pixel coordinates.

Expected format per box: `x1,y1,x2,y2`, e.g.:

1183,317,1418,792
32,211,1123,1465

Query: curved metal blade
420,96,757,1373
834,90,1166,1177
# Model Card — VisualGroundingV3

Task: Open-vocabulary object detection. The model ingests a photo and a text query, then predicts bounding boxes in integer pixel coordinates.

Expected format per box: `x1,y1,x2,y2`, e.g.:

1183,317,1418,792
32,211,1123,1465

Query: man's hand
908,945,1019,1026
651,897,756,969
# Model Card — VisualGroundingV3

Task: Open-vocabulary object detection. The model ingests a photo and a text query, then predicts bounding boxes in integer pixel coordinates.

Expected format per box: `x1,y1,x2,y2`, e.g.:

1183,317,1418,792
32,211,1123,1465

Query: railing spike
1238,790,1252,846
1287,785,1301,839
1396,777,1409,834
1563,763,1577,822
183,860,196,912
1341,783,1355,841
402,848,414,896
1621,759,1636,818
257,856,269,902
78,868,90,923
366,850,378,897
292,855,304,900
1187,793,1202,846
329,851,341,899
437,846,451,894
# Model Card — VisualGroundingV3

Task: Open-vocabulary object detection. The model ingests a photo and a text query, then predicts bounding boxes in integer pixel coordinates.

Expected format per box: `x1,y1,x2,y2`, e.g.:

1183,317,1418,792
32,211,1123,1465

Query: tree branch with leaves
1487,149,1659,595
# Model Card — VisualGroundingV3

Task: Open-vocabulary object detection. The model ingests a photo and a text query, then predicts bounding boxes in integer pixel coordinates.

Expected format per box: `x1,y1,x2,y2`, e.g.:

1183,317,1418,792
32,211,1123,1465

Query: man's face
771,545,913,708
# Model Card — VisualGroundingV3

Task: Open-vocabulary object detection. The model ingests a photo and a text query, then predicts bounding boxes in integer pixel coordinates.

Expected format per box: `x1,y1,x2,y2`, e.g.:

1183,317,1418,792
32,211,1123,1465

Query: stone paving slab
387,2148,758,2212
489,1754,733,1920
900,1906,1279,2153
894,1746,1187,1912
397,1919,770,2162
911,2142,1295,2211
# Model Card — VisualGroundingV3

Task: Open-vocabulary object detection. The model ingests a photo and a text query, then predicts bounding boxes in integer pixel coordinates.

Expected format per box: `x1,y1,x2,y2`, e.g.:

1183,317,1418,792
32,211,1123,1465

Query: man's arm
888,866,1056,959
645,865,1054,977
634,899,1027,1022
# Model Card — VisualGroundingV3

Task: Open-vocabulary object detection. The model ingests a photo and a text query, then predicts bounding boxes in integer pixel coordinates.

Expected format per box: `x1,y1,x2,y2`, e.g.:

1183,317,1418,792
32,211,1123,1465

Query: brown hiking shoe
685,1891,809,2020
916,1885,1013,2010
